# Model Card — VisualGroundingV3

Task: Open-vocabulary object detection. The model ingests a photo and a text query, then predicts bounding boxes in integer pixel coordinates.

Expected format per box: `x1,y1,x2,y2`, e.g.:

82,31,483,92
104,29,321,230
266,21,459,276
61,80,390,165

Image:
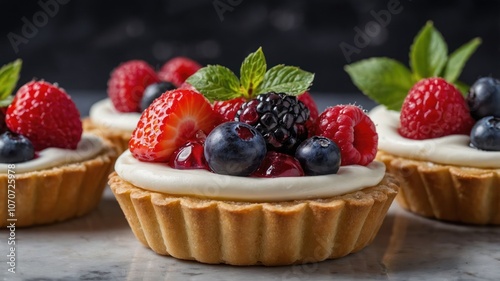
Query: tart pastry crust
0,144,116,227
109,172,398,266
377,151,500,225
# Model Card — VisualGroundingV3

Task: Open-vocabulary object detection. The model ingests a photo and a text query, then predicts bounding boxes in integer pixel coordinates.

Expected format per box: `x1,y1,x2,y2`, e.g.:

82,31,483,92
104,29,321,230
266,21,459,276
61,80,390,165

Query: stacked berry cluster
128,48,378,178
397,77,500,151
346,21,500,151
107,57,201,113
0,60,83,163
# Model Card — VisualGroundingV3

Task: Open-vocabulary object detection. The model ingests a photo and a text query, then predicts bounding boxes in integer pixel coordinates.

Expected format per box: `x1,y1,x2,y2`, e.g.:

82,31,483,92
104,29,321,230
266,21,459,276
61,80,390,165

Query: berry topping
0,131,35,163
129,89,219,162
467,77,500,120
295,136,341,175
213,97,246,123
158,57,201,87
140,82,176,111
6,81,82,150
169,140,208,170
470,116,500,151
235,92,310,154
0,107,9,134
298,92,319,121
252,151,304,178
107,60,160,113
316,105,377,166
399,78,474,140
204,122,266,176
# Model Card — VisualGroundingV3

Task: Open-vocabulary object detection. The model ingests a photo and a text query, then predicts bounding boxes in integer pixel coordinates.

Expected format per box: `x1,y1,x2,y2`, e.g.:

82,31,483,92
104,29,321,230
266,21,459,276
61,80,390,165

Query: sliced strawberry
213,97,246,123
129,89,219,162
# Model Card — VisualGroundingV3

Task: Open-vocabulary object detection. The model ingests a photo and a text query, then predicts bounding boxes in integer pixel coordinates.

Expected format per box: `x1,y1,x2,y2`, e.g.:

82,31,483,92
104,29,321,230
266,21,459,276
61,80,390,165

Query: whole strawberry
399,78,474,139
6,81,82,150
158,57,201,87
130,89,219,162
107,60,160,113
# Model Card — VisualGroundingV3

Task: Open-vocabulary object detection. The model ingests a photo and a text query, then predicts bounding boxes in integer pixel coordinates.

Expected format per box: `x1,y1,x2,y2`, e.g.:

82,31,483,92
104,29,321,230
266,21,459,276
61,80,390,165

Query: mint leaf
444,38,481,83
410,21,448,79
256,65,314,96
240,47,267,98
186,65,242,102
0,59,22,100
345,57,415,111
453,80,470,96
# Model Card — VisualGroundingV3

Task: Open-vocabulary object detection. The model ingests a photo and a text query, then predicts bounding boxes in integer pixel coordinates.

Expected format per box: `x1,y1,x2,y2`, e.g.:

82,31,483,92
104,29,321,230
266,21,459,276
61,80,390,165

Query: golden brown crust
377,150,500,225
108,172,398,266
0,143,117,227
82,117,131,155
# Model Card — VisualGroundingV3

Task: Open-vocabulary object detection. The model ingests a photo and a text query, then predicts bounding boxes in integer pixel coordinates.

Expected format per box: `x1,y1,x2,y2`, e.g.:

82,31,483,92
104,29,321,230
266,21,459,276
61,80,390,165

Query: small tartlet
109,171,398,266
0,141,116,227
377,151,500,225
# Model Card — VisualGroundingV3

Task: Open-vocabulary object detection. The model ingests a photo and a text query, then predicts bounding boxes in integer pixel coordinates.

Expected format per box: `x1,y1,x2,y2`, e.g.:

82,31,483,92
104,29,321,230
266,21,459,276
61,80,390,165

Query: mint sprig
345,21,481,111
0,59,22,101
186,47,314,102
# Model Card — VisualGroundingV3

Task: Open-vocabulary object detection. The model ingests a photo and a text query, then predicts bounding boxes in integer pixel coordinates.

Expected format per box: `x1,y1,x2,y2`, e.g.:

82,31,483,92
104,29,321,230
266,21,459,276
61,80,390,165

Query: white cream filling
0,134,104,174
89,98,140,132
370,105,500,168
115,150,386,202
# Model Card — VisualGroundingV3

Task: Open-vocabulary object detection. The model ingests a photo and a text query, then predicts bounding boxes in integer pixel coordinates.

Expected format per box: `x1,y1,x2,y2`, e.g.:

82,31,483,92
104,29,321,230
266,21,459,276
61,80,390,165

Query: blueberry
295,136,341,175
204,122,266,176
467,77,500,120
140,82,176,111
470,116,500,151
0,131,35,163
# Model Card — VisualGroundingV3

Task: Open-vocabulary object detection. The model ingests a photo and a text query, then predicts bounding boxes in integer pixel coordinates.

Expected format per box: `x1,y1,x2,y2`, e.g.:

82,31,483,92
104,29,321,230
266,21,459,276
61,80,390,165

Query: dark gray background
1,0,499,96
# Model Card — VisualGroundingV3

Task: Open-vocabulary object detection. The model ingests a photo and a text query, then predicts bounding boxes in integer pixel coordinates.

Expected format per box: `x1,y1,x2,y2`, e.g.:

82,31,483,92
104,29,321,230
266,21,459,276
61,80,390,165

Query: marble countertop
4,188,500,281
2,92,499,281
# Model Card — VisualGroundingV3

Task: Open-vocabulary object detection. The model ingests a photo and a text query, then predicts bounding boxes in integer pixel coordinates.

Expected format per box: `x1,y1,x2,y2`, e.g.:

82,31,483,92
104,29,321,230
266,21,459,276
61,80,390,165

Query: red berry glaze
129,89,219,162
169,140,208,170
251,151,304,178
213,97,246,123
107,60,160,113
6,81,82,151
316,105,377,166
158,57,201,87
399,78,475,139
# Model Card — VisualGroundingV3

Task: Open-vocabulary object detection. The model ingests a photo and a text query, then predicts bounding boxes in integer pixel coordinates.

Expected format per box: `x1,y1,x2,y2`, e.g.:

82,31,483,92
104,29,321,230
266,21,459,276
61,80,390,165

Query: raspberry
158,57,201,87
213,97,246,123
129,89,219,162
6,81,82,151
0,106,8,134
235,92,310,154
399,78,475,139
316,105,377,166
107,60,160,113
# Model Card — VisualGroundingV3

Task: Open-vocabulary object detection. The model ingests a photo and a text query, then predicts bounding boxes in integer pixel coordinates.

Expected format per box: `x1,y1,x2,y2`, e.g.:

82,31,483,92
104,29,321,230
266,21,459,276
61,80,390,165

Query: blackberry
235,92,310,154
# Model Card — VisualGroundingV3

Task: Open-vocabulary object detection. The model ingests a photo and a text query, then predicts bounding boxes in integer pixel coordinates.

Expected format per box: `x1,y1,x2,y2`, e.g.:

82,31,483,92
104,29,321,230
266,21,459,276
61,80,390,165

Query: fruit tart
0,61,116,227
84,57,201,154
109,48,398,266
346,22,500,225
